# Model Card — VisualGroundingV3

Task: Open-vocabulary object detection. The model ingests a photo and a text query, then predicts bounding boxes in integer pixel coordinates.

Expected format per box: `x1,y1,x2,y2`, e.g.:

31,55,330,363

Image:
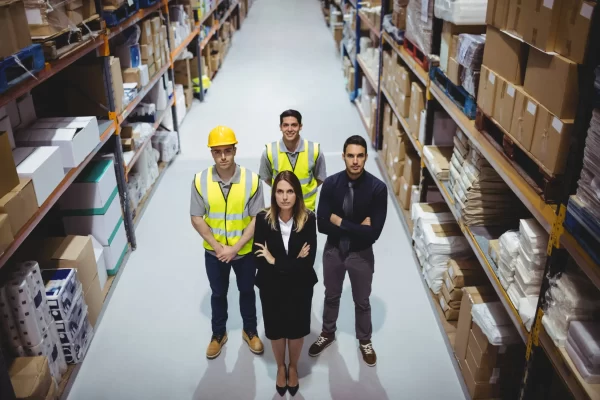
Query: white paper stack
472,302,521,345
543,271,600,347
434,0,488,24
497,230,519,289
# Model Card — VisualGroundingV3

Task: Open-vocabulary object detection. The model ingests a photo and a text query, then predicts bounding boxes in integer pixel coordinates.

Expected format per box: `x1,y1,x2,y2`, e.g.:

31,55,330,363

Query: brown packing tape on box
492,76,517,132
521,0,562,52
477,66,497,117
482,26,528,85
531,105,574,174
9,356,52,400
486,0,510,29
0,178,37,236
454,286,496,360
509,87,538,150
524,48,578,120
0,214,13,254
556,0,595,64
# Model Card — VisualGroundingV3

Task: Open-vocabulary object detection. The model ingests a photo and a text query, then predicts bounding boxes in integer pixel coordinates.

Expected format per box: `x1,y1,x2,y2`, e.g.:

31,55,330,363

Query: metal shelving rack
328,0,600,397
0,0,250,397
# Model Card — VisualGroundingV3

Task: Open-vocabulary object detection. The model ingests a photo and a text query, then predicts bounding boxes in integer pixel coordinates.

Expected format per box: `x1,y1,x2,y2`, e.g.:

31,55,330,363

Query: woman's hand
255,243,275,265
297,242,310,259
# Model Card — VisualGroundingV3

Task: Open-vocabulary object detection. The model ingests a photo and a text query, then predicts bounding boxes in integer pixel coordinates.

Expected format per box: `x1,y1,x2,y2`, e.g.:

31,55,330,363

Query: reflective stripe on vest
194,166,259,255
266,139,320,210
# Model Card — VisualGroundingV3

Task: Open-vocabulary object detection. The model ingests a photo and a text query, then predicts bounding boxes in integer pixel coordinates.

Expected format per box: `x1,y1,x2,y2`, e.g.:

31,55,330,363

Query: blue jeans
205,252,257,335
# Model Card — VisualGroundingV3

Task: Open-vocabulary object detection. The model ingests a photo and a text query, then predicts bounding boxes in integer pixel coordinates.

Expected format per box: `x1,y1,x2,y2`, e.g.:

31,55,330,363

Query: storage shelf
374,155,413,234
134,160,173,226
107,1,164,39
356,54,378,90
429,83,557,233
171,26,201,62
219,1,238,24
119,61,171,124
200,0,224,24
124,95,174,175
200,26,218,50
382,32,428,86
358,11,380,38
561,231,600,290
0,120,116,270
422,153,529,343
539,323,600,400
380,85,423,156
354,99,370,133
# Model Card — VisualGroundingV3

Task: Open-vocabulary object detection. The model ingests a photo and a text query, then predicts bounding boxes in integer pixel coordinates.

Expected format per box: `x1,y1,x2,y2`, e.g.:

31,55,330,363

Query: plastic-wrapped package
461,66,480,98
519,219,548,248
471,303,521,345
405,0,434,55
499,230,520,257
514,256,543,285
566,340,600,383
519,296,537,331
151,130,179,163
575,109,600,222
543,314,568,347
455,34,485,69
507,282,523,307
434,0,488,24
568,321,600,377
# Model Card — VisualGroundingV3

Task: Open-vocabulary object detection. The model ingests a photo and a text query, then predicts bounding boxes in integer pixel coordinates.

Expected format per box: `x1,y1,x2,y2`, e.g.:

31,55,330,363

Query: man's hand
330,214,342,227
361,217,371,226
218,245,238,263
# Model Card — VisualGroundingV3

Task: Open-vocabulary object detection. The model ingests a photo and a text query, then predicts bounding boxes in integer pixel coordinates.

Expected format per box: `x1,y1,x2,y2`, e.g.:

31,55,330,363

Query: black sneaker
308,333,336,357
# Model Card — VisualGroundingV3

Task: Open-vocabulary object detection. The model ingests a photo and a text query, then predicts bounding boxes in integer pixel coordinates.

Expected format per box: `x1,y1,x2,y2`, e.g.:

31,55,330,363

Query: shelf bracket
547,205,566,256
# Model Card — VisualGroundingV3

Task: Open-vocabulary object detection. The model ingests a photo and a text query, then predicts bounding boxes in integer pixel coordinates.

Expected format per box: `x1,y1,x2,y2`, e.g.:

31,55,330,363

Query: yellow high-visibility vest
266,140,320,210
194,166,259,255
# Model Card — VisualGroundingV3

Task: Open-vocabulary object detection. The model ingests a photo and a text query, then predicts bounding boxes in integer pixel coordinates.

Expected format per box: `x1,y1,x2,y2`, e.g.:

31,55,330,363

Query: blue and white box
42,268,80,322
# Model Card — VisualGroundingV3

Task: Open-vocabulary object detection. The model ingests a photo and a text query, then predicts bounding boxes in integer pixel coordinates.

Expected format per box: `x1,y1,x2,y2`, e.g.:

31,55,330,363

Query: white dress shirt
279,217,294,254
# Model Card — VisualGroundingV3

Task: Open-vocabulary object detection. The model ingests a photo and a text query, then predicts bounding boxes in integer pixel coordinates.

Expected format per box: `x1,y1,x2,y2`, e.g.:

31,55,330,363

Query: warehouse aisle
67,0,466,399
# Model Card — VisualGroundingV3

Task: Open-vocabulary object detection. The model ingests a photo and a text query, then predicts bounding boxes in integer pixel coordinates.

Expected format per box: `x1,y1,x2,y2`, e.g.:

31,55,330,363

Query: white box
60,159,118,213
91,236,107,290
42,268,80,322
55,289,86,344
12,146,64,207
11,261,52,328
0,286,22,350
62,315,93,364
139,64,150,87
6,277,48,347
104,218,128,276
62,192,123,246
0,116,15,149
16,92,37,128
48,319,68,374
16,117,100,168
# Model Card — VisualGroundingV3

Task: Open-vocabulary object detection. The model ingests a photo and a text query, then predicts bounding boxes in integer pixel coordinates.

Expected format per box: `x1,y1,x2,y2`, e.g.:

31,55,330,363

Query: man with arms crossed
309,135,388,366
259,109,326,211
190,126,265,359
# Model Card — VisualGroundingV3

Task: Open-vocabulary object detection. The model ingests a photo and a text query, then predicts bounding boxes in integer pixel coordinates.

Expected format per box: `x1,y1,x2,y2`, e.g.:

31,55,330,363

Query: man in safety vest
259,109,326,211
190,126,265,360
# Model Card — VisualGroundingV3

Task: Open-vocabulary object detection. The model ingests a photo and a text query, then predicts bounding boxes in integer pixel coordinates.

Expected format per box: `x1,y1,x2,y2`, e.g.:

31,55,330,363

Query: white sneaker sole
309,338,336,357
207,335,228,360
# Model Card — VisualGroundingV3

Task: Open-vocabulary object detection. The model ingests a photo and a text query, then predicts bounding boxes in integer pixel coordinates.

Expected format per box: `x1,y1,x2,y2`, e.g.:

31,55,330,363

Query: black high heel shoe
276,365,287,396
287,364,299,396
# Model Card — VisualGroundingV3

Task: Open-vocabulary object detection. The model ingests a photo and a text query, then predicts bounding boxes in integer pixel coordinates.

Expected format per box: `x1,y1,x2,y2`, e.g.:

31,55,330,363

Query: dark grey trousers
321,242,374,340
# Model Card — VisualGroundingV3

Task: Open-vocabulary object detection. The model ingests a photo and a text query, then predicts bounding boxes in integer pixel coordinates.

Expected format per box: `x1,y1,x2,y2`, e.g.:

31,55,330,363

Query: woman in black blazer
254,171,318,397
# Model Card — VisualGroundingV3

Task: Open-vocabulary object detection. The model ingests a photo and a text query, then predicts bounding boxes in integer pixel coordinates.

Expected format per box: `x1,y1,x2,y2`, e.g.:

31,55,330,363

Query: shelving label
581,3,593,18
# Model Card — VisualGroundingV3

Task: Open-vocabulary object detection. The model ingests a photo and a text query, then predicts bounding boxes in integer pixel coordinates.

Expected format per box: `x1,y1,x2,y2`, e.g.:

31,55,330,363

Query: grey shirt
190,165,265,259
258,138,327,183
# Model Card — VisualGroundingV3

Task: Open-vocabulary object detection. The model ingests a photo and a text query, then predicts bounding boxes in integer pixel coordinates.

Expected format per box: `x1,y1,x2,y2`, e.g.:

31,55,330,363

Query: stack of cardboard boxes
455,286,524,399
174,59,195,110
479,0,595,175
22,0,96,37
391,0,407,30
439,259,487,321
137,17,169,83
382,51,414,124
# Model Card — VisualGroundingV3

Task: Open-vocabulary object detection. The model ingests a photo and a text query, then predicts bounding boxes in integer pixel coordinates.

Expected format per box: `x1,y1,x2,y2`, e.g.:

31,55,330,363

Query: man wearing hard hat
190,126,265,360
259,109,326,211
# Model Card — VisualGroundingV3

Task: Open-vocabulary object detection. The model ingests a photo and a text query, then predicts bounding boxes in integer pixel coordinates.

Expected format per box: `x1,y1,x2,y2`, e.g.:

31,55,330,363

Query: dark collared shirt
317,169,388,252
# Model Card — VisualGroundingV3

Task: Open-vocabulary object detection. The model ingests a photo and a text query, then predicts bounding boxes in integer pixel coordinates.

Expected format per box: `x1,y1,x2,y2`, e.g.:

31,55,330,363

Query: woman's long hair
265,171,309,232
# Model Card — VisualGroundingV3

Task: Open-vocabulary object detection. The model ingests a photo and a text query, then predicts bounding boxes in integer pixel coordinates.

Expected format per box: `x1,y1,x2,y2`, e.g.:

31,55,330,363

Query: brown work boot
359,340,377,367
206,333,228,359
243,330,264,354
308,333,336,357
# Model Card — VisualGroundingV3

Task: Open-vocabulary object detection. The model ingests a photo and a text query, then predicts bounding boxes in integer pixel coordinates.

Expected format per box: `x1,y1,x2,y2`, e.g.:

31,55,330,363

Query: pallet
565,203,600,265
403,37,428,71
0,45,45,94
139,0,158,8
33,16,102,60
430,66,477,119
104,0,140,27
475,108,562,203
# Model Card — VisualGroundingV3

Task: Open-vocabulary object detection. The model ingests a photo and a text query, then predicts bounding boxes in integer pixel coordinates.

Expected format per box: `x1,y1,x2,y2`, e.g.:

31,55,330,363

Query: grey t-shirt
190,165,265,259
258,138,327,183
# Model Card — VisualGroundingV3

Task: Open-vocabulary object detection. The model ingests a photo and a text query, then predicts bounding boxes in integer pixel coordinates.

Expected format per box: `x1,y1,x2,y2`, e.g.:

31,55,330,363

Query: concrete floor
66,0,467,398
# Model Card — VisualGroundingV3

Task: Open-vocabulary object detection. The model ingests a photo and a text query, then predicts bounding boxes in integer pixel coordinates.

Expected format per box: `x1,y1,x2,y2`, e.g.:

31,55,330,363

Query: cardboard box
84,273,103,327
403,152,421,187
15,117,100,168
556,0,595,63
397,91,410,118
455,286,496,360
446,259,486,290
62,194,123,246
486,0,510,29
0,214,13,253
140,20,153,45
398,176,411,210
12,147,64,207
104,218,128,276
477,66,498,116
482,26,528,85
506,0,527,36
520,0,562,52
174,59,192,88
531,106,574,174
442,274,463,302
409,83,425,136
509,88,538,150
447,57,462,86
150,16,162,35
61,159,117,213
122,68,142,88
439,292,460,321
492,76,517,132
398,66,411,94
46,236,98,291
0,178,37,236
524,49,578,119
140,44,154,63
91,236,107,290
9,356,52,400
0,115,15,149
461,356,501,399
0,0,32,59
148,62,156,77
441,22,486,72
0,130,20,199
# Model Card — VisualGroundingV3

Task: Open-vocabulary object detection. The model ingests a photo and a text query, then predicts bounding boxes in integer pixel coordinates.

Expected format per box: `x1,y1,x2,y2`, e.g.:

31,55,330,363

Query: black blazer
253,210,318,290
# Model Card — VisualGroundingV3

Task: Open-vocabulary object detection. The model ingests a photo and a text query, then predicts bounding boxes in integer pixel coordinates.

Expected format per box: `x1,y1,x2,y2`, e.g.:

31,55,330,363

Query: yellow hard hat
208,126,238,147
